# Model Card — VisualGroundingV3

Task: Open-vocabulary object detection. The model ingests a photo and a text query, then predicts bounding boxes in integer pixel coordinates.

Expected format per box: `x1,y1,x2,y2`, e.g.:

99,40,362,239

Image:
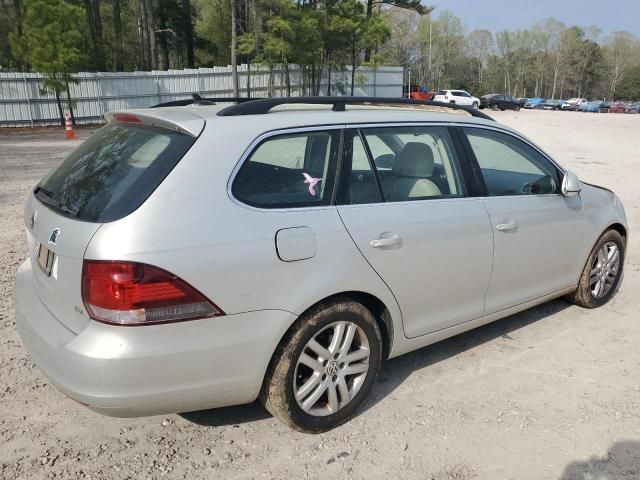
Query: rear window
35,122,196,222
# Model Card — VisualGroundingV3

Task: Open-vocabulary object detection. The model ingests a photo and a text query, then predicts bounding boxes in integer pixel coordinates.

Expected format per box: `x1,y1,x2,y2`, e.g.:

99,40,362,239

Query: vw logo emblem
48,228,60,246
326,361,339,376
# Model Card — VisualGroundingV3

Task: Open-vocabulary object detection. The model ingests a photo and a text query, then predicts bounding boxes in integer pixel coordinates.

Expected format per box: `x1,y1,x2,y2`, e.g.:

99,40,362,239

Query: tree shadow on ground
182,299,571,428
559,441,640,479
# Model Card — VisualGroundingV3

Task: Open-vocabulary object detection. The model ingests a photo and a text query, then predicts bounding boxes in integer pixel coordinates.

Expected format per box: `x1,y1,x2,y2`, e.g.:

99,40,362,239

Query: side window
364,135,395,170
358,126,465,203
464,128,561,196
344,133,383,205
232,130,339,208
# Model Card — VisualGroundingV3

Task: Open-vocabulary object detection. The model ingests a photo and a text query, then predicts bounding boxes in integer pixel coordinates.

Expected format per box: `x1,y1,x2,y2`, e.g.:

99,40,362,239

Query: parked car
403,85,435,101
14,97,627,433
479,94,522,111
624,101,640,114
523,98,545,109
599,102,611,113
581,100,604,113
516,98,528,107
560,98,587,111
432,89,480,108
608,101,626,113
537,99,564,110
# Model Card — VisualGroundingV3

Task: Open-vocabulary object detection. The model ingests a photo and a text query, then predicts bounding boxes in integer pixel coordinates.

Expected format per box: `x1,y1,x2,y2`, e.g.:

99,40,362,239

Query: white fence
0,65,404,127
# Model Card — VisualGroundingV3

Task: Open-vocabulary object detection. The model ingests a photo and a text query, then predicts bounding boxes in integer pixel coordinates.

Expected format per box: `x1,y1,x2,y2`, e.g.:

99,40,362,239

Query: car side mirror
562,170,581,197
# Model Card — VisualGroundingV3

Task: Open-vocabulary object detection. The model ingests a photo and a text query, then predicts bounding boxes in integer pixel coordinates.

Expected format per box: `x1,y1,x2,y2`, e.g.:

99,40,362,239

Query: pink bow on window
302,173,322,196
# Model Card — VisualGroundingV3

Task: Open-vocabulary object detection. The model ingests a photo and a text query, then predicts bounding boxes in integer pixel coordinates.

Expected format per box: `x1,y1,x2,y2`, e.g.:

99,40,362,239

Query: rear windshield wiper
34,186,79,218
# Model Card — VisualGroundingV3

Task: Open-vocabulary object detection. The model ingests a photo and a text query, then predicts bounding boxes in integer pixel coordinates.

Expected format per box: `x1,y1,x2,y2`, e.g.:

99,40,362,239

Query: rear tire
567,229,625,308
261,298,382,433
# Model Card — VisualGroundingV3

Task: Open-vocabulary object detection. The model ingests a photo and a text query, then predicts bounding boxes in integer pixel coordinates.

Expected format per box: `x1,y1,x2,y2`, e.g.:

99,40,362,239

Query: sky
431,0,640,37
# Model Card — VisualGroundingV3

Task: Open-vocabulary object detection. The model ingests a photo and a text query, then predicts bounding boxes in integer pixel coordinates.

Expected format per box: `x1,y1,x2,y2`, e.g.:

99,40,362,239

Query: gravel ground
1,111,639,480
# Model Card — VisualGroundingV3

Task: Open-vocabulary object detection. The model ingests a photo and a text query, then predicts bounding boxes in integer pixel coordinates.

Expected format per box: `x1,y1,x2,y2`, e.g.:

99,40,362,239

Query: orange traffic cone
64,112,76,139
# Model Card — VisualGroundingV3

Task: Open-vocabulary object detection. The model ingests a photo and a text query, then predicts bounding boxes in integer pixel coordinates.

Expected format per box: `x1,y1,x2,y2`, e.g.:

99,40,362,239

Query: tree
83,0,106,70
615,65,640,99
604,31,637,99
12,0,87,124
181,0,195,67
495,30,515,94
378,9,420,71
231,0,238,95
0,0,25,69
535,18,566,99
112,0,124,70
363,0,430,61
332,0,389,95
466,29,492,83
562,27,605,98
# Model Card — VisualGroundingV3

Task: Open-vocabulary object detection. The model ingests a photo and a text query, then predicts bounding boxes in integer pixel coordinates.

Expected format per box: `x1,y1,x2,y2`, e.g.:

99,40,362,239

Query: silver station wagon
15,97,627,433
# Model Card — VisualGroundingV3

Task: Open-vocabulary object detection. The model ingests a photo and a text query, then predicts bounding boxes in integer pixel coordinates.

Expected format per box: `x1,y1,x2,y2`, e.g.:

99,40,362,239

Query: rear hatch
24,109,204,333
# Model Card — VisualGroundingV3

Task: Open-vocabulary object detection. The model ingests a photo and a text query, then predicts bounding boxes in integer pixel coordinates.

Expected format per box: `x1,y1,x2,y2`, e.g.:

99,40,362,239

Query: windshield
35,122,196,222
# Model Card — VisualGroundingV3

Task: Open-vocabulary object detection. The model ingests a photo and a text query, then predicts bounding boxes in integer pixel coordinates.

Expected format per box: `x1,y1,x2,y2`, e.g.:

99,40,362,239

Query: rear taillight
81,260,223,326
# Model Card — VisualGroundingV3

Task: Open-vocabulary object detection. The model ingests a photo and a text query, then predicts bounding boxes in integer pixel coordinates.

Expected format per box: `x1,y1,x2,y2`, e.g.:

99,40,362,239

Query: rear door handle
370,234,402,248
496,220,518,232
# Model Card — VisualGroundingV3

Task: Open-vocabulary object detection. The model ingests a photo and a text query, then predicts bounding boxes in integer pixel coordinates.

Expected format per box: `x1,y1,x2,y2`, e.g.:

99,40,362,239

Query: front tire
568,229,625,308
261,298,382,433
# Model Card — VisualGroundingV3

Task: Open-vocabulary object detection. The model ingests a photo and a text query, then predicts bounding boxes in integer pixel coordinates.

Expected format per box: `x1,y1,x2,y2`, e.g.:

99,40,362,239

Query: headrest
392,142,435,178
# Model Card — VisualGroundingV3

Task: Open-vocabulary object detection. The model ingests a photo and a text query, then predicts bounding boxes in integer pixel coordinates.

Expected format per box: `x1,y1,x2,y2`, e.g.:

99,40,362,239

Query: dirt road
1,111,639,479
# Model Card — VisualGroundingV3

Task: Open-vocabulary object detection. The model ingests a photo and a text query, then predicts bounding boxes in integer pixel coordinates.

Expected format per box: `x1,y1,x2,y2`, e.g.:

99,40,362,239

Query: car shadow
559,441,640,479
180,400,271,427
360,298,571,415
182,299,571,428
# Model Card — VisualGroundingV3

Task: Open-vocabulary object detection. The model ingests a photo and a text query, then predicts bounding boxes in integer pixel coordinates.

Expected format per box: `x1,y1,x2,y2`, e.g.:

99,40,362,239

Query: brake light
112,113,142,123
82,260,223,326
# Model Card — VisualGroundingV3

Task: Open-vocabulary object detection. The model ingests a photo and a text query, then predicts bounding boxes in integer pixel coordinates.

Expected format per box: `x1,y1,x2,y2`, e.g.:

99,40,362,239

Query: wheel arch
575,222,628,285
607,222,627,242
265,291,394,374
259,290,396,403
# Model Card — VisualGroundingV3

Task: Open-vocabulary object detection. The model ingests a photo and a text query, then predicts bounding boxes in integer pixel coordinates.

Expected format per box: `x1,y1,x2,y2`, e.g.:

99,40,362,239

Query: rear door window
232,130,340,208
35,122,196,222
341,126,466,204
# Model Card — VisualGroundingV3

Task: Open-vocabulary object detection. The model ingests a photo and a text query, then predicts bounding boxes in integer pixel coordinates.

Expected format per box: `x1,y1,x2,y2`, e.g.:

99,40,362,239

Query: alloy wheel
293,321,370,416
590,241,620,298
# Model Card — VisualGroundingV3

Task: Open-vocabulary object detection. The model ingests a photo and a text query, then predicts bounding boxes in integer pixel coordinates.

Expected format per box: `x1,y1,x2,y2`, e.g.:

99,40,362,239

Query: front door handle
370,234,402,248
496,220,518,232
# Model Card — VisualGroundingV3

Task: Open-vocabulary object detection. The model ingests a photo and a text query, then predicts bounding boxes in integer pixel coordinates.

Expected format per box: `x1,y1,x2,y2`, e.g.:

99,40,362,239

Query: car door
461,126,585,314
454,91,472,106
337,126,494,339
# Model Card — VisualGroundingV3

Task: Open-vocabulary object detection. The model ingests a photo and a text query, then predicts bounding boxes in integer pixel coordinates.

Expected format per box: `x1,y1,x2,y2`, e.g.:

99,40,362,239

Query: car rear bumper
14,258,294,417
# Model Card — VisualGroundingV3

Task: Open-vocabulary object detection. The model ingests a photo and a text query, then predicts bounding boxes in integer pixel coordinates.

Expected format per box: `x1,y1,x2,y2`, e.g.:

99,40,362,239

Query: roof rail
216,96,495,121
151,94,261,108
